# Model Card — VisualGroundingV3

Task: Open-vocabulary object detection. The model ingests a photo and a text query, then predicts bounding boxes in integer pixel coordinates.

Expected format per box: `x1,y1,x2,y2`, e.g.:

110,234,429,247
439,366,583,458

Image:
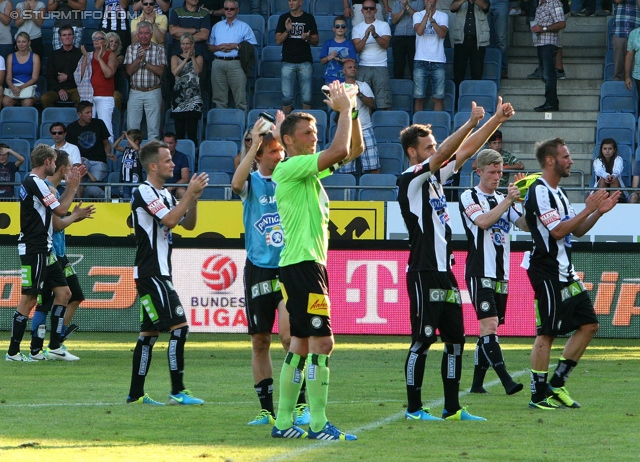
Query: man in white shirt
352,0,392,109
413,0,449,112
49,122,82,167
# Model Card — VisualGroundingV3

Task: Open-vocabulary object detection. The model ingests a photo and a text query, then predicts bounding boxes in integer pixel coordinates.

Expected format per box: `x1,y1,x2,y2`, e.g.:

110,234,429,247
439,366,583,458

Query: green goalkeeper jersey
273,152,331,267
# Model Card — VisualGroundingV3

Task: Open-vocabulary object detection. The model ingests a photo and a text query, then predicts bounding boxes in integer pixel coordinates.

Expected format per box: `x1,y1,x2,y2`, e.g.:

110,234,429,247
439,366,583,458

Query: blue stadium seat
445,48,454,80
386,47,394,79
260,46,283,78
239,0,269,15
107,171,121,199
453,111,491,131
13,171,21,198
358,173,398,201
458,80,497,114
40,107,78,139
254,77,284,109
200,171,231,200
0,107,39,148
199,140,238,174
0,138,31,172
482,47,502,89
389,79,414,114
600,80,638,117
205,108,246,150
377,142,405,175
176,139,196,174
312,0,343,15
315,16,336,45
412,111,451,142
607,17,614,50
267,15,280,46
596,113,635,151
247,108,263,127
604,49,614,81
320,173,357,200
237,14,266,49
372,111,410,143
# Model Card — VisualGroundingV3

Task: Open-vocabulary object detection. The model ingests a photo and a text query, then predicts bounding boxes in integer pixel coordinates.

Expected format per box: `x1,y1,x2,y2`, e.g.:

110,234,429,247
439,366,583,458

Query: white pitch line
264,368,531,462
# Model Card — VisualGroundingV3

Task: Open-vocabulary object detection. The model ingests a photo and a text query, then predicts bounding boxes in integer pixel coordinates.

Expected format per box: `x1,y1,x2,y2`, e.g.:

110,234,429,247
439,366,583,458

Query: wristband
351,109,359,120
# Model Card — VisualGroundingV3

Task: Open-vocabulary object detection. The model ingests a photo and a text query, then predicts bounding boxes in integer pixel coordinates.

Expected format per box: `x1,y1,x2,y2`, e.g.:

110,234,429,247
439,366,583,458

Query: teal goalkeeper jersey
272,153,330,267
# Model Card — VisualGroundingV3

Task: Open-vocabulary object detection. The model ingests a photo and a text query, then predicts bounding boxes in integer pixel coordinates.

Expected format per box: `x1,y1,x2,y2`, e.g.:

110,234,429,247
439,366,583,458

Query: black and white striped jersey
17,174,60,255
131,182,178,279
459,186,521,280
524,178,577,282
397,158,457,273
101,0,130,32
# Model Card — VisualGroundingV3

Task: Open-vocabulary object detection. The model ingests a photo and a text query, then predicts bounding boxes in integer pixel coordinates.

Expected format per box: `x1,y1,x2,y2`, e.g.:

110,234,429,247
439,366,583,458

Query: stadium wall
1,239,639,338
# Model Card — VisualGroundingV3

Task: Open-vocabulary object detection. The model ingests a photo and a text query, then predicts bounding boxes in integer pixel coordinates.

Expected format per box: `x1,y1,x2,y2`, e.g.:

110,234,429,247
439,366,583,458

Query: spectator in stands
131,0,168,44
125,21,167,140
169,0,211,93
76,30,118,141
47,0,86,49
172,33,203,144
630,152,640,203
611,0,640,81
413,0,449,112
450,0,490,92
320,15,358,84
339,59,380,174
275,0,319,115
352,0,392,110
572,0,612,16
472,130,524,188
0,0,15,59
234,128,258,171
65,100,116,198
132,0,170,14
529,0,565,112
391,0,424,80
14,0,46,57
49,122,82,166
207,1,256,112
3,32,40,108
345,0,390,25
96,0,132,54
41,26,82,108
489,0,509,78
0,144,25,199
106,32,126,110
199,0,226,27
114,128,143,199
625,24,640,94
163,132,190,199
593,138,628,201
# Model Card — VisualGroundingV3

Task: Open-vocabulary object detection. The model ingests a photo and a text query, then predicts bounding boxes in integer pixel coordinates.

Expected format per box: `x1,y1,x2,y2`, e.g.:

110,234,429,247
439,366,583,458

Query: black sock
255,378,275,415
479,334,514,386
297,380,307,406
472,338,490,390
129,335,157,400
169,327,187,395
405,342,428,413
8,311,28,356
530,370,548,402
48,304,66,350
442,344,463,415
549,357,578,388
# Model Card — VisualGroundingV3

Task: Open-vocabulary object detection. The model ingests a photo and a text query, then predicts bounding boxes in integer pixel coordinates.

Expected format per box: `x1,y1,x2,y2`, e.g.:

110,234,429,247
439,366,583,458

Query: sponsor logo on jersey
465,203,482,217
254,212,281,234
147,198,166,215
539,210,560,227
307,293,330,316
42,193,57,207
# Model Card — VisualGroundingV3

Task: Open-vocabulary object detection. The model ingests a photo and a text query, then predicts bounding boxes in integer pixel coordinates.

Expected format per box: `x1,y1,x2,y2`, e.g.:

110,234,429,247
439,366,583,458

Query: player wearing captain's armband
524,138,620,410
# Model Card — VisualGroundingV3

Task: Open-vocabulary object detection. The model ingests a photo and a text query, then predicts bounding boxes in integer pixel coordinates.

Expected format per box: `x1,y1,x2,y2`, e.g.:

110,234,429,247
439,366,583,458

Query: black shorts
36,255,86,313
135,276,187,332
466,276,508,324
244,259,283,335
280,261,332,339
407,270,465,345
20,252,67,296
528,271,598,337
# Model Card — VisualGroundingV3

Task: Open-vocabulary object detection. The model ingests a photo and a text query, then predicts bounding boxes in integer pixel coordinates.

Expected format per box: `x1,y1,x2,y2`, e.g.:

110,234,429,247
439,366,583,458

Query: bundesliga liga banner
1,246,639,337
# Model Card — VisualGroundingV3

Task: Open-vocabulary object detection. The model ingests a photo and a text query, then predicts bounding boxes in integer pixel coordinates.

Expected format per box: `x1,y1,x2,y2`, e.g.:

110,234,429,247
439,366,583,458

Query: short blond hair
476,149,503,170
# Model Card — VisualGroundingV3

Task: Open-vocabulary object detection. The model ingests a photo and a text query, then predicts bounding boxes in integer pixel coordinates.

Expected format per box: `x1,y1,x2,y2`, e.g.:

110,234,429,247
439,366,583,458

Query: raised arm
317,81,353,172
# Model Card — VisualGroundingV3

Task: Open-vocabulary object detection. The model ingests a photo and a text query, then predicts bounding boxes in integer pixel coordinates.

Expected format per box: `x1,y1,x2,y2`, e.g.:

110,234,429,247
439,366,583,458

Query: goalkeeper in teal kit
270,81,363,441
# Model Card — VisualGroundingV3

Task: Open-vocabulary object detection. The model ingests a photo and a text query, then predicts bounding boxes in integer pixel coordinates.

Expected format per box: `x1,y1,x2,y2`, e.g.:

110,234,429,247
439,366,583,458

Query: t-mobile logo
345,260,399,324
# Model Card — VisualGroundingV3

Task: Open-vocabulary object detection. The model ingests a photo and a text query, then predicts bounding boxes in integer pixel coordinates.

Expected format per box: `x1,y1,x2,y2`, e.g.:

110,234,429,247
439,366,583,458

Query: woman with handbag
2,32,40,108
76,31,118,142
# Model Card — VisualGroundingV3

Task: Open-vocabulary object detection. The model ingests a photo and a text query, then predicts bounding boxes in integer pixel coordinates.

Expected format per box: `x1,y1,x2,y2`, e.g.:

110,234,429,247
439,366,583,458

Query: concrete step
507,58,605,79
511,30,606,48
512,14,609,32
508,45,608,59
500,78,604,90
501,119,596,144
501,93,599,111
